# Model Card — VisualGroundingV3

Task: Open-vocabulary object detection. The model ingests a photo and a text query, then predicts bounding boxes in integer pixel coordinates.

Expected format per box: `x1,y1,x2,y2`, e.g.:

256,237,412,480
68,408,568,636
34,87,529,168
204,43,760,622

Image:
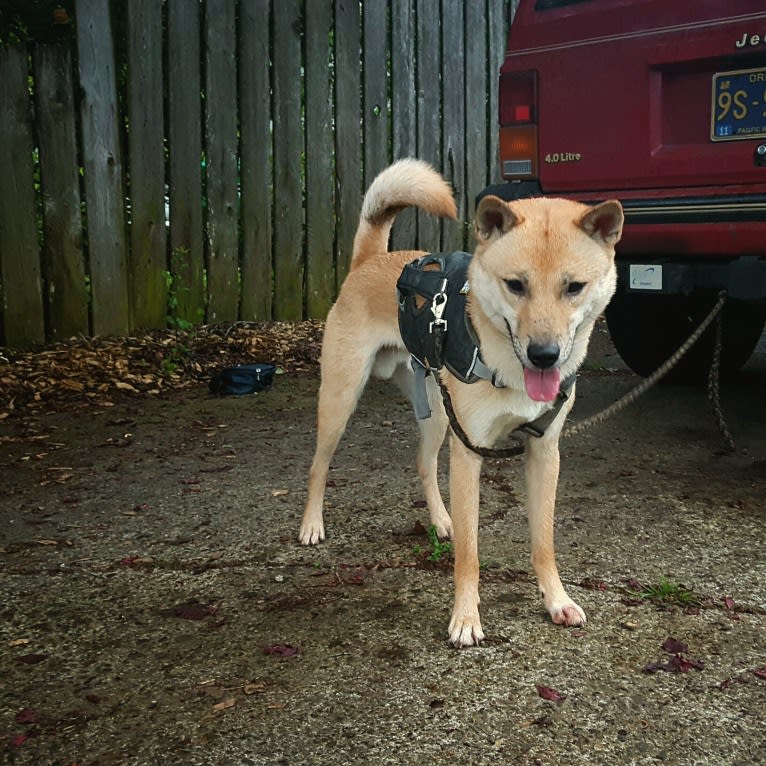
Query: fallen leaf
662,637,689,655
271,489,289,497
15,653,48,665
536,684,566,702
174,601,218,621
752,667,766,680
14,709,40,724
212,697,236,712
670,655,704,673
243,682,267,695
113,380,139,393
8,733,29,747
263,644,299,657
644,638,704,673
60,379,84,391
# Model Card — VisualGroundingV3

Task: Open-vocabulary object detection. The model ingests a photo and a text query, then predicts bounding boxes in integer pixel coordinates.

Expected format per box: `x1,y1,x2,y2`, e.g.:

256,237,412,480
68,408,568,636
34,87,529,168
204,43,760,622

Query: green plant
639,577,699,607
415,524,453,563
164,248,195,332
159,252,196,377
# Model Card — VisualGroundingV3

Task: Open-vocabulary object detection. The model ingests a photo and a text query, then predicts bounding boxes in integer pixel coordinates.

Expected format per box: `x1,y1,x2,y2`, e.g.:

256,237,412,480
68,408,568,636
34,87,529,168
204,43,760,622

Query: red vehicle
480,0,766,380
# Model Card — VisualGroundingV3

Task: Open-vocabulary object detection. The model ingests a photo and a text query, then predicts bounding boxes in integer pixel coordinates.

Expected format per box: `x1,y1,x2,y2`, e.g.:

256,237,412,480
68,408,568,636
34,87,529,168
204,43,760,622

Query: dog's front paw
448,612,485,648
298,520,325,546
547,598,586,627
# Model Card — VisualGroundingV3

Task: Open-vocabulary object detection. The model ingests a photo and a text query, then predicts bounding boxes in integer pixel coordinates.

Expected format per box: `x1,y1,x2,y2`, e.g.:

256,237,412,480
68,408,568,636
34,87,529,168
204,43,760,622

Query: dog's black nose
527,342,560,369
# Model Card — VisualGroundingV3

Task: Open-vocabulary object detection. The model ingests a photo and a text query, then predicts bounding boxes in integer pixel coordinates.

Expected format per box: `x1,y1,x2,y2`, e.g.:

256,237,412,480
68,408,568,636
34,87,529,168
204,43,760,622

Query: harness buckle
429,283,448,334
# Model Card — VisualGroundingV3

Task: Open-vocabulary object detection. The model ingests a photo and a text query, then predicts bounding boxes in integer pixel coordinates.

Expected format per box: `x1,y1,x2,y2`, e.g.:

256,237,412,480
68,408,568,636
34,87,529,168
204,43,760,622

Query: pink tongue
524,367,561,402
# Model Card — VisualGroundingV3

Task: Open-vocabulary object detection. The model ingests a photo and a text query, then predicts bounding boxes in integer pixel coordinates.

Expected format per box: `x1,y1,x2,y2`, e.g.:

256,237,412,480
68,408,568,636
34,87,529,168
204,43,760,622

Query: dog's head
470,195,624,402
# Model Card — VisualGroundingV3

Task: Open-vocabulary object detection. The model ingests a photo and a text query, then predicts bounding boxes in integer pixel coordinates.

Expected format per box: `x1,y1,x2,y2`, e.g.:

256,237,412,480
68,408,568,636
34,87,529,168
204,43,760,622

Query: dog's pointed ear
474,196,521,241
579,200,624,247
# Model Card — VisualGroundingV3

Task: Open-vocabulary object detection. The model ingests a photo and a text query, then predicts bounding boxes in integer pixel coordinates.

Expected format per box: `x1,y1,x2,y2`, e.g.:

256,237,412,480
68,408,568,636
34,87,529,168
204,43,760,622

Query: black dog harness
396,252,575,447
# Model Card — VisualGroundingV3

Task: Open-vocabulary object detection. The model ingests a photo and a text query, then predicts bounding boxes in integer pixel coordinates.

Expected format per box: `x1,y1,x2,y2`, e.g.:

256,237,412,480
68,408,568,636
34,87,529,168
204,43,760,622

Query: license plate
711,67,766,141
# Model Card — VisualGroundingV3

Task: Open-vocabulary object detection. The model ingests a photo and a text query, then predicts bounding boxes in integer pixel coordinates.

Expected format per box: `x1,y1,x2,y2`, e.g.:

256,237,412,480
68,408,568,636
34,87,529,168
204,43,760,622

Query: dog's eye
567,281,586,296
505,279,525,296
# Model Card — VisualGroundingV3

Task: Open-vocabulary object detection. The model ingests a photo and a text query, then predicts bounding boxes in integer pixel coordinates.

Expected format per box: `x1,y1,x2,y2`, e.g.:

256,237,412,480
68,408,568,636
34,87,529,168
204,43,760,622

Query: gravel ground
1,322,765,765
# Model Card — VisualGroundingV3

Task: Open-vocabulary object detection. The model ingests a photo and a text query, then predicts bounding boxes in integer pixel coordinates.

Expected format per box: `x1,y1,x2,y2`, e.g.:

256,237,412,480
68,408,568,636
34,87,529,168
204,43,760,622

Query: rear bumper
618,194,766,225
476,183,766,257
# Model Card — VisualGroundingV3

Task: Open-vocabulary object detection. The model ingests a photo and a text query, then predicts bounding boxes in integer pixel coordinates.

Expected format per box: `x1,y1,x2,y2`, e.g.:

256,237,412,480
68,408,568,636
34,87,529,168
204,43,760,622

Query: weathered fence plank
272,0,305,320
34,43,88,340
76,0,130,337
363,2,389,191
205,0,240,322
489,1,513,186
239,0,273,322
465,0,489,226
167,0,205,326
0,45,45,346
416,0,443,248
305,0,336,318
441,0,467,252
333,0,363,284
128,0,167,329
390,0,417,250
1,0,513,343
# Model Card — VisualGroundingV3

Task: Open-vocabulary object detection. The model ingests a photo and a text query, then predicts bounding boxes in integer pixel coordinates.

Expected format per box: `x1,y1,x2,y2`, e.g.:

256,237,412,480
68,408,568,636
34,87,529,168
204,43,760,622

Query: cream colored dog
299,159,623,647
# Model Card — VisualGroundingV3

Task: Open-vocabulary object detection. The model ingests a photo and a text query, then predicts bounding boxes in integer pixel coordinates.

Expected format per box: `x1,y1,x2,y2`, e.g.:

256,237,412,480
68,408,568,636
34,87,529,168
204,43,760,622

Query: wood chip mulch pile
0,321,324,419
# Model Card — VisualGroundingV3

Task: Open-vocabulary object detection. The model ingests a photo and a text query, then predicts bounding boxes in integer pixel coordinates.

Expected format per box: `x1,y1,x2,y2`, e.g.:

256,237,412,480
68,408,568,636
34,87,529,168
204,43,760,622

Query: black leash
431,322,525,457
437,375,526,459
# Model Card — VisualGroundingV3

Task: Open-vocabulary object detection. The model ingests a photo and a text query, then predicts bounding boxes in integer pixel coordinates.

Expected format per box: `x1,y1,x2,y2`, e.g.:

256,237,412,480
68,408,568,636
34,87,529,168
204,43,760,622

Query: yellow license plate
711,67,766,142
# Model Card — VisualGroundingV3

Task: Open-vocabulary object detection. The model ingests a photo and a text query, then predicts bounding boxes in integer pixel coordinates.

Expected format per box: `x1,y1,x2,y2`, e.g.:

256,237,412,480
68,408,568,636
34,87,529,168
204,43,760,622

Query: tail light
499,70,539,180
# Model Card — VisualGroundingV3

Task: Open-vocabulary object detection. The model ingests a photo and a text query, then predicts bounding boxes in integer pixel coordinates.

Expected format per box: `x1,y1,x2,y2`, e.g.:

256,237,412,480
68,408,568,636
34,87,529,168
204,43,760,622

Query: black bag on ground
209,364,276,396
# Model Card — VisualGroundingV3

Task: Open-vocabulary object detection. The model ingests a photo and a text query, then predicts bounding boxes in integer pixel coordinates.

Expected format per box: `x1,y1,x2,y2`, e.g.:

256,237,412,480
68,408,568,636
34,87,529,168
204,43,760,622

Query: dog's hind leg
299,347,373,546
415,379,451,539
392,366,451,539
525,433,586,627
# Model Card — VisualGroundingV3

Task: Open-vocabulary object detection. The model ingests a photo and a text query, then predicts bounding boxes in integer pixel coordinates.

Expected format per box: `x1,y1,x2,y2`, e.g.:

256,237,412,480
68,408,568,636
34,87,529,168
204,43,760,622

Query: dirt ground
1,322,765,766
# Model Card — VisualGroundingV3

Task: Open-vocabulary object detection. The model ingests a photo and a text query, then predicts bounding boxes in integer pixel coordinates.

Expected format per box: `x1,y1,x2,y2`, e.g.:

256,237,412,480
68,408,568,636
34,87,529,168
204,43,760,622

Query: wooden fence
0,0,516,347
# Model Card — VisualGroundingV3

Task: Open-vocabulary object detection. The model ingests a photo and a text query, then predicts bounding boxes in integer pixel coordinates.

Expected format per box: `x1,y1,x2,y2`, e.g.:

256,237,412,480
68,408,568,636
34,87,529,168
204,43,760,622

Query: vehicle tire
605,291,766,384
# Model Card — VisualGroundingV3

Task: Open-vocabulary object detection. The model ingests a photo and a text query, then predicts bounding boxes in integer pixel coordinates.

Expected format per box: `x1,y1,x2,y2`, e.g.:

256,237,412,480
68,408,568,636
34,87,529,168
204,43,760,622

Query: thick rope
706,307,736,451
562,291,728,440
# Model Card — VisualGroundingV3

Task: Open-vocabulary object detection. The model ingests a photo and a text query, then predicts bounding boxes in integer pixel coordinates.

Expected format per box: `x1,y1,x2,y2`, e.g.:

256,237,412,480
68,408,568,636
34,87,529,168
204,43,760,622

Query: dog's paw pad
298,523,325,546
549,600,586,627
431,518,453,541
448,616,485,648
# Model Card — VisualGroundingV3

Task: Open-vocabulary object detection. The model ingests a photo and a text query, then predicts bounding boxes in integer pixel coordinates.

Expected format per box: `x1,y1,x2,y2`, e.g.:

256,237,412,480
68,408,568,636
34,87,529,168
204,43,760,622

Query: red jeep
480,0,766,380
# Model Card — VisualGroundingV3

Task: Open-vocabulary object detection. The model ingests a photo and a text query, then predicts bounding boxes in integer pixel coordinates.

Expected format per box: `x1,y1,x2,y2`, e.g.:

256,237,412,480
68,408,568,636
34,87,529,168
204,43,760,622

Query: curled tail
350,159,457,269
